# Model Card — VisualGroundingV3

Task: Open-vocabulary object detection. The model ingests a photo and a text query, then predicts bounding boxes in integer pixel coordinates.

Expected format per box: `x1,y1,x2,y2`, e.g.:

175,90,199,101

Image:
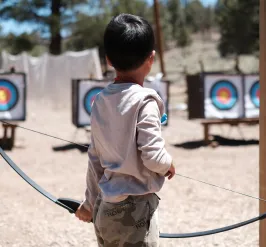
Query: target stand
187,73,259,146
244,74,260,118
1,122,17,150
71,78,170,143
0,72,27,150
201,118,259,146
72,78,169,121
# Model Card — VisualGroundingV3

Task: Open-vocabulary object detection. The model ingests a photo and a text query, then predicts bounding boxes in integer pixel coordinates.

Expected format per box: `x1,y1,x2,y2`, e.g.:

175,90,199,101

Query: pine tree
216,0,259,57
167,0,181,39
166,0,191,47
0,0,88,54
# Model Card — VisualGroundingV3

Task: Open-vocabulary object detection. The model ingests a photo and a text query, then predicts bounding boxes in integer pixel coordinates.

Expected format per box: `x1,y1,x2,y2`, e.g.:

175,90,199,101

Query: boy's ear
106,56,113,67
148,50,156,65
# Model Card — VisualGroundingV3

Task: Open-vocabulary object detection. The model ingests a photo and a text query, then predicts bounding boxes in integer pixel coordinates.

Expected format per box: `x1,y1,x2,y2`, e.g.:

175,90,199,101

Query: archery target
210,80,238,110
250,81,260,107
244,75,260,118
0,73,26,121
84,87,104,115
72,80,107,127
72,78,170,127
204,74,244,119
0,80,18,111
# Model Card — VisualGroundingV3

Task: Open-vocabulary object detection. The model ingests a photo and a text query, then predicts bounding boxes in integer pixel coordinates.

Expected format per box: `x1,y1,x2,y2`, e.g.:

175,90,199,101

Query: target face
83,87,103,115
210,80,238,110
249,81,260,108
0,79,19,112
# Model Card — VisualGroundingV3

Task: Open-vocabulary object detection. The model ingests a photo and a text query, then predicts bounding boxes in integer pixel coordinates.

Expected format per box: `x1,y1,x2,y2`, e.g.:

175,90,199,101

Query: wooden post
260,0,266,246
153,0,166,76
203,123,209,144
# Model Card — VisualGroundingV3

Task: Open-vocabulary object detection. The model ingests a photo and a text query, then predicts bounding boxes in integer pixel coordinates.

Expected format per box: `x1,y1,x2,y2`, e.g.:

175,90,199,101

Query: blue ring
249,81,260,108
83,87,104,115
210,80,238,110
0,79,19,111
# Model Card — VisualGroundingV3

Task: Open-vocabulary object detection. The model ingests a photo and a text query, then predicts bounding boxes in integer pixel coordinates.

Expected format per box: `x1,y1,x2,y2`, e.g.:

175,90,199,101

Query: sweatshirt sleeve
81,134,104,212
136,97,172,176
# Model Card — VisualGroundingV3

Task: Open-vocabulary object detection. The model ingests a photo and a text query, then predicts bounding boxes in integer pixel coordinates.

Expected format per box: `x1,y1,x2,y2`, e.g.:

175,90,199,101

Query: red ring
216,88,231,104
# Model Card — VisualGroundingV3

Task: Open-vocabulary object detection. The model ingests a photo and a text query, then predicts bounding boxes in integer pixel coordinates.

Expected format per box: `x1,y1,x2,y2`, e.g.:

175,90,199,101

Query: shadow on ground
51,135,259,152
52,143,89,153
173,135,259,150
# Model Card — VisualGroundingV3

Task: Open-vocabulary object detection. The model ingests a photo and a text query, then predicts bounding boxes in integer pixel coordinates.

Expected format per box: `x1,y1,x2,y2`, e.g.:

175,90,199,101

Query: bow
1,120,266,238
2,147,266,238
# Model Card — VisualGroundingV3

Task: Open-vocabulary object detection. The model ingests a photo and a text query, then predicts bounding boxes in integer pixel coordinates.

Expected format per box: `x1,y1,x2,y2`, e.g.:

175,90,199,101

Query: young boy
75,13,175,246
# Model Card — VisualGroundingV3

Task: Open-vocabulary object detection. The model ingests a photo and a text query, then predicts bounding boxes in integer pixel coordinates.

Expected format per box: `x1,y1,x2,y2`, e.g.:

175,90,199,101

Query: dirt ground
0,81,260,247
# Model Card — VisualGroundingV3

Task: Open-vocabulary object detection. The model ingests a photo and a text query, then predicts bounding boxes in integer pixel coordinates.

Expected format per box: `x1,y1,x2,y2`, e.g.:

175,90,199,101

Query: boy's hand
165,163,175,180
75,204,92,222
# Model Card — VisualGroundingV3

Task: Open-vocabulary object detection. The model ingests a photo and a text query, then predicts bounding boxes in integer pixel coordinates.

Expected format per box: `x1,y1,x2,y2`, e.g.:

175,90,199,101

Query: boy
75,13,175,246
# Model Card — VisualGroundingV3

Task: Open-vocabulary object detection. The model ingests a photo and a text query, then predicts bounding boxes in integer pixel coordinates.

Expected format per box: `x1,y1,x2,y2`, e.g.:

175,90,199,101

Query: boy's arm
81,134,103,212
137,97,173,176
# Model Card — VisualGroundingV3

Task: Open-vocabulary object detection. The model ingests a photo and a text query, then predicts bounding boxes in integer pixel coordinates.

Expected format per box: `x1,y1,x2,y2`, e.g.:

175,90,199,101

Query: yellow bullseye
221,91,229,98
0,89,8,102
218,90,230,103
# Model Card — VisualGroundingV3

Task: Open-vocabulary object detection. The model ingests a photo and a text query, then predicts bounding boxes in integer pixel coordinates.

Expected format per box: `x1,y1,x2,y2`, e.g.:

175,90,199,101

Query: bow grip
57,198,81,213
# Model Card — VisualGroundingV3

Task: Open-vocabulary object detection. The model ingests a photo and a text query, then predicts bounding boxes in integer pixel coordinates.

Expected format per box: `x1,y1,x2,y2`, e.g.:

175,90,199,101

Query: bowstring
174,173,266,203
1,120,266,203
0,120,89,149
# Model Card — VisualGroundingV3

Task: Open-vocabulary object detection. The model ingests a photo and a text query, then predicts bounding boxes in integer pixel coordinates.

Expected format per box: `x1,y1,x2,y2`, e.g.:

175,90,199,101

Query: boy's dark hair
104,13,155,72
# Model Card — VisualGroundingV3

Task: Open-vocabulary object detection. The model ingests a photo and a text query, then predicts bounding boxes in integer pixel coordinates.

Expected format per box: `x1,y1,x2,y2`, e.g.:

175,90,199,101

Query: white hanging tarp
1,49,103,106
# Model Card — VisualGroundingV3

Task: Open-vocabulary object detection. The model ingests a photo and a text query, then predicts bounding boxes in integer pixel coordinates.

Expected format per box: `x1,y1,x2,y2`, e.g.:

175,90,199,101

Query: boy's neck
114,70,145,87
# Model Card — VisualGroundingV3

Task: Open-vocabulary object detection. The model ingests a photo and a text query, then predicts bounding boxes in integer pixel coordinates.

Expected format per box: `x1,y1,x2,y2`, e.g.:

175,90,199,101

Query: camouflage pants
93,193,160,247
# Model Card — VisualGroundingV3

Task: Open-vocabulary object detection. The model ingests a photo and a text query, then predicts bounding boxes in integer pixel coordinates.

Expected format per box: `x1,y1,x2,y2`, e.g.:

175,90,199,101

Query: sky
0,0,218,36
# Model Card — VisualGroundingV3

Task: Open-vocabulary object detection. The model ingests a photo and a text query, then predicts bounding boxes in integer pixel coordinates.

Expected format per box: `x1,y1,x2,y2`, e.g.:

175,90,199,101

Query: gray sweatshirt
82,82,172,212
